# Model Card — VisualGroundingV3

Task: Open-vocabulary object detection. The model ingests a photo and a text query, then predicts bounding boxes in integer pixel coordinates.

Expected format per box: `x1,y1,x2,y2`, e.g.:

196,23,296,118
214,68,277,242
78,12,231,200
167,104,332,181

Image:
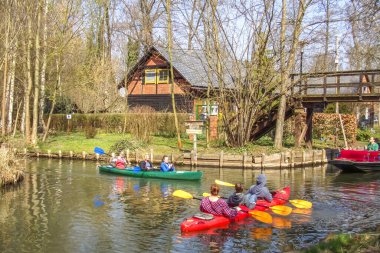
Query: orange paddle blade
272,217,292,229
289,199,312,209
249,210,273,224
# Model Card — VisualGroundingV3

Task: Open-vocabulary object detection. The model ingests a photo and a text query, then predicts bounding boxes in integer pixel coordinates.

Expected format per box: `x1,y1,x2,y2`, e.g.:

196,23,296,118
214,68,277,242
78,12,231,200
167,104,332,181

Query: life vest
115,158,126,169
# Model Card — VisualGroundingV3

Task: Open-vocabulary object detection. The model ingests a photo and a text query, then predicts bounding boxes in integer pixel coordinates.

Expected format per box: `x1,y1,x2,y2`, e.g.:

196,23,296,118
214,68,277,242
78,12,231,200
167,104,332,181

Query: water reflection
0,160,380,252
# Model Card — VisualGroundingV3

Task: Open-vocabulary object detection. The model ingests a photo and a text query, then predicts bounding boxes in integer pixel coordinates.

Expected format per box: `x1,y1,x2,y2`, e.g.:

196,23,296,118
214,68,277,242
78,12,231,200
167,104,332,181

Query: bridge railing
290,70,380,100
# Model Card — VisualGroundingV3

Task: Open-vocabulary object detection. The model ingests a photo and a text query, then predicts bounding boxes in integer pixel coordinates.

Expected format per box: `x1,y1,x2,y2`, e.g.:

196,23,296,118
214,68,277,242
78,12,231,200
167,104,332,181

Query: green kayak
98,166,203,181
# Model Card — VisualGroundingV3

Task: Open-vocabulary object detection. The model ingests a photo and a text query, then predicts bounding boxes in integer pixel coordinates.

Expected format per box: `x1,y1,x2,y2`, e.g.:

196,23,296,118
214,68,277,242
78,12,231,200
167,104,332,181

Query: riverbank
302,232,380,253
0,148,24,187
7,132,343,168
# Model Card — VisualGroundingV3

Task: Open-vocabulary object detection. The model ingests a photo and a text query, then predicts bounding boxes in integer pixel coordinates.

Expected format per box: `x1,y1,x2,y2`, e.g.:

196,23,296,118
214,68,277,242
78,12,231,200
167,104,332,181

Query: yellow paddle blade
292,208,312,215
269,205,293,216
215,179,235,187
203,192,211,197
173,190,194,199
249,210,273,224
289,199,312,209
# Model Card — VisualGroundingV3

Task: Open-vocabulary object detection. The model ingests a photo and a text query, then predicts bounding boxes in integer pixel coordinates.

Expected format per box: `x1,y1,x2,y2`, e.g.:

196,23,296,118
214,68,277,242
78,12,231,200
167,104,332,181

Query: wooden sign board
185,120,204,127
186,129,203,134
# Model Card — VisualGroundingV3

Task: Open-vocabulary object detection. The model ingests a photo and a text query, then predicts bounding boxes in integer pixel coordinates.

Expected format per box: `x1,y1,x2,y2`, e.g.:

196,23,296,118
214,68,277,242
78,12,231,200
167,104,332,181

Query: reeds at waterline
0,148,24,187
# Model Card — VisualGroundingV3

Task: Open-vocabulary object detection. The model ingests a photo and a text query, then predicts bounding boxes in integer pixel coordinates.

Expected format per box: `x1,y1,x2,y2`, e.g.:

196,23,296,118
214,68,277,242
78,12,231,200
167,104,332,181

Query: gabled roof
122,46,233,89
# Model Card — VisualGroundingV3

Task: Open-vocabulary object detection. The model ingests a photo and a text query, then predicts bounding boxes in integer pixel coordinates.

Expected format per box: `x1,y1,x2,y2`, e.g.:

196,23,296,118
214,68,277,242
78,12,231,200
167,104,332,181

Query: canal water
1,159,380,253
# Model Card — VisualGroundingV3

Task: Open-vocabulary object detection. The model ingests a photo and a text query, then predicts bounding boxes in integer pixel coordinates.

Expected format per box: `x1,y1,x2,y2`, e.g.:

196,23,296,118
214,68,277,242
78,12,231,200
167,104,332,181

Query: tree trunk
25,13,33,143
166,0,182,149
274,0,307,149
274,0,288,149
31,1,42,145
39,0,49,132
7,39,17,134
1,8,10,136
12,101,22,137
43,57,61,142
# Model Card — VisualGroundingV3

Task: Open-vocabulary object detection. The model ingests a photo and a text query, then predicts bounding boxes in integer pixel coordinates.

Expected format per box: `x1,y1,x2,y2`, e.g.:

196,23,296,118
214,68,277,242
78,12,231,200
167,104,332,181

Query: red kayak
180,187,290,232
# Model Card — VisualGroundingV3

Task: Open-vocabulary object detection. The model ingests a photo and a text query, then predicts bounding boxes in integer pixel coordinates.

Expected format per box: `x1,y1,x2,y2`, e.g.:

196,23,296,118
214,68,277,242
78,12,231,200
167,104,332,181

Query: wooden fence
14,147,339,169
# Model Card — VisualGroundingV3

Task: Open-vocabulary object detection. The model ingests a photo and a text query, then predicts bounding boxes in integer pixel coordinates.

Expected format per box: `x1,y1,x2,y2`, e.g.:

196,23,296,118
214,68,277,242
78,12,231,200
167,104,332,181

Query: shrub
0,148,24,187
46,112,189,137
85,126,97,139
109,138,143,153
356,129,371,141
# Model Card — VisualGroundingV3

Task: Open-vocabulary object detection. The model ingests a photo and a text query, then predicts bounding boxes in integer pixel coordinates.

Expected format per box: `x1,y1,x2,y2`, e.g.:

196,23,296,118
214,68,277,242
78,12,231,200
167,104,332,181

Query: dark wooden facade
121,48,199,113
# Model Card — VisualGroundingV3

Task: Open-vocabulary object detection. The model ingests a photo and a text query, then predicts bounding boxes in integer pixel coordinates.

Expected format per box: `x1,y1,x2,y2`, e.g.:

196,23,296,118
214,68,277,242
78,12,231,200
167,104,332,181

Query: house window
157,69,169,84
145,70,156,84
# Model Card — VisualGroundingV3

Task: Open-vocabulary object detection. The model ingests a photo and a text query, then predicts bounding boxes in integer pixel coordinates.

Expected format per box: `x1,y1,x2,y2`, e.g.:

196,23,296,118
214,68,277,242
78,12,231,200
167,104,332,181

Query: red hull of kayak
180,187,290,232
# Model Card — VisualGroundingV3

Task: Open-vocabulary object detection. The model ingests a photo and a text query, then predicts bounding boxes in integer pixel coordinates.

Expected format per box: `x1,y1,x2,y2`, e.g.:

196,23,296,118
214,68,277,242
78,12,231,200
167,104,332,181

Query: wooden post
58,150,62,159
150,149,153,163
171,153,175,164
305,107,314,149
261,153,266,172
219,151,224,168
338,114,348,149
24,148,27,155
37,152,39,158
190,150,194,166
322,149,326,162
82,151,86,159
294,108,304,148
243,152,247,169
126,149,130,162
312,150,316,165
48,149,51,158
69,151,73,159
280,152,283,169
290,150,295,168
302,150,306,165
96,153,99,160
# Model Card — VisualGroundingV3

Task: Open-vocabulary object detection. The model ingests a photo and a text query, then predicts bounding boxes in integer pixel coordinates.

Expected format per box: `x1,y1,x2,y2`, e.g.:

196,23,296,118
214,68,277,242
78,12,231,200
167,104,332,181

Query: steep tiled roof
124,46,234,89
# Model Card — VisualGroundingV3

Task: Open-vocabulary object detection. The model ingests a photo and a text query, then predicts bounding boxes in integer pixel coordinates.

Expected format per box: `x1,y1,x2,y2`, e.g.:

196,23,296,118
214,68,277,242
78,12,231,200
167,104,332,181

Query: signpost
185,120,204,166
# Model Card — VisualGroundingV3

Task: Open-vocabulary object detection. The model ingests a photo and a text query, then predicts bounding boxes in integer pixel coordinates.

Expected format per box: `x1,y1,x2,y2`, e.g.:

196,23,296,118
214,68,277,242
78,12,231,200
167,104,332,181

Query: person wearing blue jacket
160,155,175,172
244,174,273,209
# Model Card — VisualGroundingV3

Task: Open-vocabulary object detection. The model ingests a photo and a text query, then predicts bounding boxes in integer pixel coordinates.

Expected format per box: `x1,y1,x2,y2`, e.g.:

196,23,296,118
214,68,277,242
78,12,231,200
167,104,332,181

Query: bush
356,129,371,141
109,138,143,153
46,111,189,137
0,148,24,187
85,126,97,139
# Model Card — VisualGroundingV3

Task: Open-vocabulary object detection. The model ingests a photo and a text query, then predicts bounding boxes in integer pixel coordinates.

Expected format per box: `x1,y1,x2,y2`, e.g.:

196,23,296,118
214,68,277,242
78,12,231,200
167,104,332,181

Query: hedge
46,113,189,137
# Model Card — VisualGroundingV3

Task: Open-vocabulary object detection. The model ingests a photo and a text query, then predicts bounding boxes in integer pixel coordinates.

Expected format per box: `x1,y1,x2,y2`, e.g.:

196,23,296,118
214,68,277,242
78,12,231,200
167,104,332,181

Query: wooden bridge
251,69,380,144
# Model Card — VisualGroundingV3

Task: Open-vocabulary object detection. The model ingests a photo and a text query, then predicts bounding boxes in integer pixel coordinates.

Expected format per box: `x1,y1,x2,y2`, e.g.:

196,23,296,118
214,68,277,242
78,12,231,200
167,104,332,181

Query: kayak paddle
202,192,292,216
173,190,202,200
94,147,106,155
214,179,313,209
173,190,273,224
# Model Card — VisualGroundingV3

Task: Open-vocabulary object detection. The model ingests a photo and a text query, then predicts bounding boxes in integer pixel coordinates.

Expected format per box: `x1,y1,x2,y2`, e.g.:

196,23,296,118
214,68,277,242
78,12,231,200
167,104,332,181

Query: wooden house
119,46,220,119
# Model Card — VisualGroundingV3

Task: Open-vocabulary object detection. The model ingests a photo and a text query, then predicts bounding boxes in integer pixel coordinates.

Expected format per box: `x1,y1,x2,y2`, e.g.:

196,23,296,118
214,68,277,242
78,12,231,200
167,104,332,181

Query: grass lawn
8,129,362,156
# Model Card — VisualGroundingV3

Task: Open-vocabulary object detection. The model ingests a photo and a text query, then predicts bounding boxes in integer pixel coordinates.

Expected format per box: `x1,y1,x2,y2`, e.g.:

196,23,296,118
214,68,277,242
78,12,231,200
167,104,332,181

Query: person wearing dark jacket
244,174,273,209
140,154,153,171
227,183,245,207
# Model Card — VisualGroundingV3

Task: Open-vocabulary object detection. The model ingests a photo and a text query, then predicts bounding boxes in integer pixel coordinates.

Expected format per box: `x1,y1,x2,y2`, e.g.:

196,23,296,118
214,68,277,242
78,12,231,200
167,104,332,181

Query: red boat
330,150,380,172
180,187,290,233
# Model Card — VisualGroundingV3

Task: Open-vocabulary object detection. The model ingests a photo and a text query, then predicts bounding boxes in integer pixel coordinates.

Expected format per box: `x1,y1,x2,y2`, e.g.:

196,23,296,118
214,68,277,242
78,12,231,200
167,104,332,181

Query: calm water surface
1,159,380,253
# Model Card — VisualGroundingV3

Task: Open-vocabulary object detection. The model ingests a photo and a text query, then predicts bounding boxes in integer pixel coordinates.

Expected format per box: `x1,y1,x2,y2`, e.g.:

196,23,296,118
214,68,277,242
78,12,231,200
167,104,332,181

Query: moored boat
180,187,290,232
329,150,380,172
98,166,203,180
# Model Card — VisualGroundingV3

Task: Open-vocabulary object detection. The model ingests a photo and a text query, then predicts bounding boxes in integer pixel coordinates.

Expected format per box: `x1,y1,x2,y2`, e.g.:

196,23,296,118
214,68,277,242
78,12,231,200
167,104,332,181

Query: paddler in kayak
160,155,175,172
244,174,273,209
367,137,379,151
200,184,241,218
140,154,153,171
115,152,127,169
227,183,245,207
